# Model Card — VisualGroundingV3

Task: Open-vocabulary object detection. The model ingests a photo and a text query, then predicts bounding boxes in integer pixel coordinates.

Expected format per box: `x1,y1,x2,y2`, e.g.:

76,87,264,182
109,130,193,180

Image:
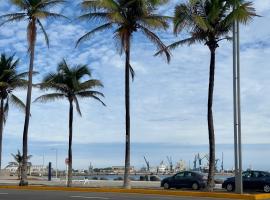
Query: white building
158,161,167,173
175,160,187,172
29,165,46,176
4,162,18,174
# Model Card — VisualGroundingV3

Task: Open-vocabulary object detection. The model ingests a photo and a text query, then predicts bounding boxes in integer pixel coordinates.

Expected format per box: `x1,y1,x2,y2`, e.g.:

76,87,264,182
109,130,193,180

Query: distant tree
0,0,67,186
34,59,105,187
11,150,32,180
0,53,27,170
157,0,257,191
77,0,171,189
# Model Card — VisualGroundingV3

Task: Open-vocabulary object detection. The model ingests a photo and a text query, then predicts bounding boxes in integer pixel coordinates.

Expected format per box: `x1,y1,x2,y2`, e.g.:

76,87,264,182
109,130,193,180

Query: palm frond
76,23,113,47
10,94,26,113
81,0,119,11
33,93,66,103
79,79,104,90
74,96,82,117
37,19,49,47
35,0,66,9
33,11,68,20
0,14,26,26
138,25,171,62
76,90,106,106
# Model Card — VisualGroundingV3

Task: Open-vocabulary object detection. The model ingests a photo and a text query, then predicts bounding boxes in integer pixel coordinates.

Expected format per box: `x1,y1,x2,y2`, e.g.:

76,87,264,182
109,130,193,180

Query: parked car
222,170,270,193
161,171,207,190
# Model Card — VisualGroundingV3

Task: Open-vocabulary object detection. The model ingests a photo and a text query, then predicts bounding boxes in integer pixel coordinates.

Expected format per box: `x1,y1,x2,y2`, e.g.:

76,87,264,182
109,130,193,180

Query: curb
0,185,270,200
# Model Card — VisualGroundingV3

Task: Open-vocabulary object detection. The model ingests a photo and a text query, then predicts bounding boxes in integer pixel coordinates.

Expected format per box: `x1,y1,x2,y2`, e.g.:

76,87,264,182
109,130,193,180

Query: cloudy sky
0,0,269,171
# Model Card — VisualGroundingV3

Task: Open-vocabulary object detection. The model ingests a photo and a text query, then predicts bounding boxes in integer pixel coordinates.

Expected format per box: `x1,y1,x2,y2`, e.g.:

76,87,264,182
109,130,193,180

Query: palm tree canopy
157,0,257,54
0,54,27,123
0,0,67,48
11,150,32,164
77,0,171,62
34,59,105,116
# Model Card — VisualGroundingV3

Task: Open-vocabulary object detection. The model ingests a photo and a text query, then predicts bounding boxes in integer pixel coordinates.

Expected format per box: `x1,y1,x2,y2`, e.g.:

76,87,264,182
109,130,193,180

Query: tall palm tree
34,59,105,187
77,0,171,189
0,53,27,170
157,0,256,191
11,150,32,180
0,0,67,186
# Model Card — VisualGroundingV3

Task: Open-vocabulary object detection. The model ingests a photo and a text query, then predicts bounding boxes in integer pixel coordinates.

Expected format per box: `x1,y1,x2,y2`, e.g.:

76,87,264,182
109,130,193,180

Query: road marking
70,196,110,199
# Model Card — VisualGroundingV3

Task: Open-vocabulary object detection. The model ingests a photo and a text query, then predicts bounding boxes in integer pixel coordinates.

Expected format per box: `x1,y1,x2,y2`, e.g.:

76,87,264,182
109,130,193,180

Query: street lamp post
51,148,58,179
233,4,243,194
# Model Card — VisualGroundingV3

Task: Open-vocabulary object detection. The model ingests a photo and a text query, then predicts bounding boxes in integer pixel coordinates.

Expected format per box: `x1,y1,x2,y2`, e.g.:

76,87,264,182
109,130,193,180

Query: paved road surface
0,189,228,200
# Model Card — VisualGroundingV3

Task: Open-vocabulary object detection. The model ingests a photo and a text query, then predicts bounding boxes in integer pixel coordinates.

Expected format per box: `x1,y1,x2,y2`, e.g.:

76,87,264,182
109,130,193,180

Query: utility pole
51,148,58,179
233,2,243,194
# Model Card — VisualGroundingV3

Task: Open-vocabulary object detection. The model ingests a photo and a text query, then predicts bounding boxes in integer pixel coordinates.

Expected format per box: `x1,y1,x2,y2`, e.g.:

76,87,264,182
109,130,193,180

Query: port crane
221,152,224,171
193,153,223,172
167,156,173,173
143,156,150,172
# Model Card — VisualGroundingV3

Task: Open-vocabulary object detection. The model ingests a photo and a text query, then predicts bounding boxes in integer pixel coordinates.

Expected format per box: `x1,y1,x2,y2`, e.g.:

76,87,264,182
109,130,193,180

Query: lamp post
233,3,243,194
50,148,58,179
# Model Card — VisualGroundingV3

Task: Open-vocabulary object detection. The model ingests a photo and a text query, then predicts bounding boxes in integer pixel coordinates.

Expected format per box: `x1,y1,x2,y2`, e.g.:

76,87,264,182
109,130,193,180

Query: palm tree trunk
0,98,4,170
206,45,217,191
20,19,37,186
123,35,131,189
67,99,73,187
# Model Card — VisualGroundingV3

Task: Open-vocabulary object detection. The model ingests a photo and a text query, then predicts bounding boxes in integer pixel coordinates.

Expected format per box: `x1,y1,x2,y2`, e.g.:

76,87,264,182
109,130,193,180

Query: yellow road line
0,185,270,200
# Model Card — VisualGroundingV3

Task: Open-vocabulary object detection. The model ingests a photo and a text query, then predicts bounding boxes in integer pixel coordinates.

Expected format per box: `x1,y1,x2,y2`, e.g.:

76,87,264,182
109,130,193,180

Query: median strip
0,185,270,200
70,196,110,199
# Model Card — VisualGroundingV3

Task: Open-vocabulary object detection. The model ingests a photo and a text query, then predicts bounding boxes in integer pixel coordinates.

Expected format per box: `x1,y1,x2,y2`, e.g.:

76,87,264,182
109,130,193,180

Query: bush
150,175,160,181
114,177,123,181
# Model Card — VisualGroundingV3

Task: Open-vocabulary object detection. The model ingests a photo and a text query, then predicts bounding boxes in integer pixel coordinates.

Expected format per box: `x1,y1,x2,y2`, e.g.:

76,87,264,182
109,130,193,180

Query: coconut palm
11,150,32,180
34,59,105,187
157,0,256,191
77,0,171,189
0,53,28,170
0,0,67,186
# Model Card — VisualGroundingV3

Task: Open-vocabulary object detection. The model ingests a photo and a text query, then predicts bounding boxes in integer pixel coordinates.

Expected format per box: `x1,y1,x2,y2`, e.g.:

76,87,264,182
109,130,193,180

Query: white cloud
0,0,269,150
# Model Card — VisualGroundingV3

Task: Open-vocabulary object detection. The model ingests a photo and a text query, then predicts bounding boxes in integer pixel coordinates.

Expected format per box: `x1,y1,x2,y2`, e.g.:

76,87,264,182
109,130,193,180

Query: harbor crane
143,156,150,172
221,152,224,171
167,156,173,173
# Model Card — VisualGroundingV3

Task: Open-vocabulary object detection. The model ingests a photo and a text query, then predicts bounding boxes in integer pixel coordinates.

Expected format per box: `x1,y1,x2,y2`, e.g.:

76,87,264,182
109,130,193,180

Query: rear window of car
260,172,270,177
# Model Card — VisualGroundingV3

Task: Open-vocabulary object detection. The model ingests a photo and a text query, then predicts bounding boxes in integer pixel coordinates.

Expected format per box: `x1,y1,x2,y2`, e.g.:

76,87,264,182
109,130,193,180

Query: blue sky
0,0,270,170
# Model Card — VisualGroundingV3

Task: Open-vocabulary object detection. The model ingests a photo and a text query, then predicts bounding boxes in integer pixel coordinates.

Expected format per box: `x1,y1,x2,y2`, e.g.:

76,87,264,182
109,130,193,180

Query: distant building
4,162,18,174
112,166,135,174
29,165,46,176
4,162,32,175
175,160,187,172
158,161,167,173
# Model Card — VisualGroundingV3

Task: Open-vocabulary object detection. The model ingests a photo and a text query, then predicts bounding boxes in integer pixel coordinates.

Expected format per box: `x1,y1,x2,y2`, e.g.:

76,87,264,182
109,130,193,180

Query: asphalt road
0,189,228,200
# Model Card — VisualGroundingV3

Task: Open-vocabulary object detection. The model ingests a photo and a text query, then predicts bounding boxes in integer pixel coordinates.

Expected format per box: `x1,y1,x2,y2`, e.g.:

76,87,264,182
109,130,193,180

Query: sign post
65,158,69,185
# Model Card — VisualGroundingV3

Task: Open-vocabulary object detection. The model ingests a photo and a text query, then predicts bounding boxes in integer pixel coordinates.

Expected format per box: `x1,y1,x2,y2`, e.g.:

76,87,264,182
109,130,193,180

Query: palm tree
34,59,105,187
11,150,32,180
0,0,67,186
157,0,256,191
77,0,171,189
0,53,27,170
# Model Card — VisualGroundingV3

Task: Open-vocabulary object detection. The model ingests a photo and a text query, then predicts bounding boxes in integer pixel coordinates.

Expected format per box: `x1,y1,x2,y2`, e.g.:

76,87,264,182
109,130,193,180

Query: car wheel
263,184,270,193
226,183,234,192
164,183,170,190
191,182,199,190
